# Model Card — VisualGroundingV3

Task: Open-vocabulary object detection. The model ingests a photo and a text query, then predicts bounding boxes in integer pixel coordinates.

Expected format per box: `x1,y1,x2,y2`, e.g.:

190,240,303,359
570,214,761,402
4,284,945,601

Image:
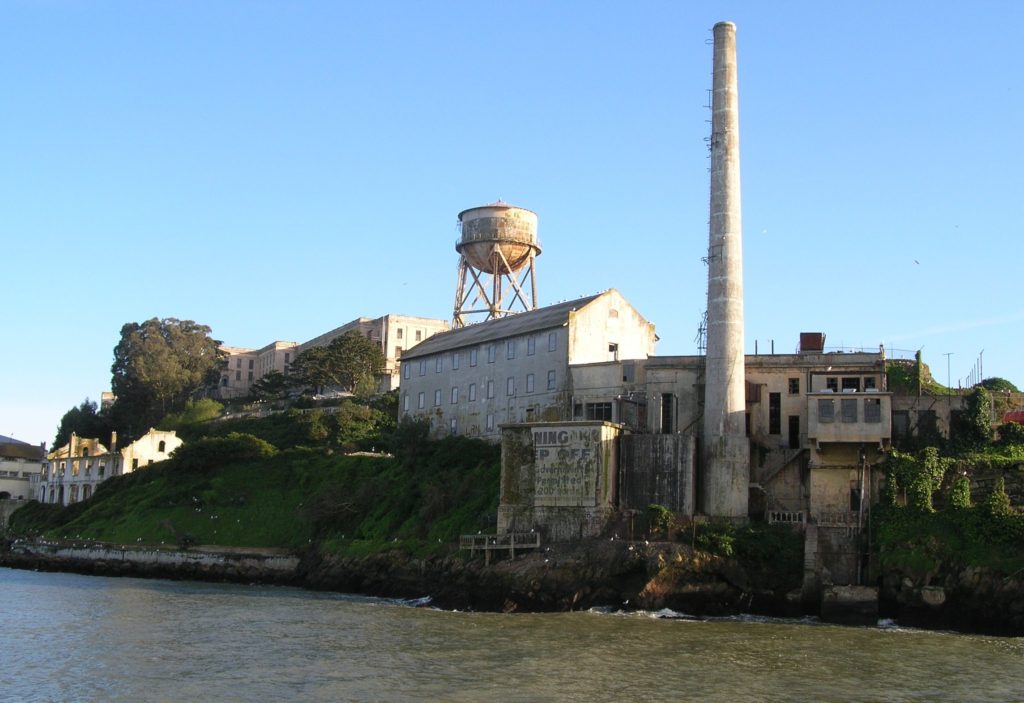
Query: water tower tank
456,203,541,274
452,202,542,327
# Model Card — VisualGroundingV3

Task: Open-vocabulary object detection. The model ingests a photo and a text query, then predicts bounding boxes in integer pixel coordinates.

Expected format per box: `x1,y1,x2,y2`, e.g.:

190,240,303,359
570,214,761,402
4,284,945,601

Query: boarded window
818,398,835,423
864,398,881,423
841,398,858,423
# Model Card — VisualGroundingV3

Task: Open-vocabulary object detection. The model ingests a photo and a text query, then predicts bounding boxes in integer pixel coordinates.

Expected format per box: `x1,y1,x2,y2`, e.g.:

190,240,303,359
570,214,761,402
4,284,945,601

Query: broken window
788,378,800,395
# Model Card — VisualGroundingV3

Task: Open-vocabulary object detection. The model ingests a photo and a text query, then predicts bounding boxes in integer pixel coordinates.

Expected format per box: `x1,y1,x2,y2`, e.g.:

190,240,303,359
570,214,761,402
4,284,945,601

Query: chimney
702,21,749,519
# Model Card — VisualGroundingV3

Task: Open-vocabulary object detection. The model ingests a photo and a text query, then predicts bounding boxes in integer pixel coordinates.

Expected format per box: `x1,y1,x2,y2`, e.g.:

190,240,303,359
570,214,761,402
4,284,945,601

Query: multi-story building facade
297,314,450,392
217,314,449,399
36,429,183,506
0,435,46,501
398,290,657,439
217,341,300,399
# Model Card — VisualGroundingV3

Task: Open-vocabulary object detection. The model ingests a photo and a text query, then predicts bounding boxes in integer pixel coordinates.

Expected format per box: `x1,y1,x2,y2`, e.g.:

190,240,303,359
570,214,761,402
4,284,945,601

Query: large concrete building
218,341,299,399
0,435,46,501
398,289,656,439
297,314,450,392
218,314,449,399
35,429,183,506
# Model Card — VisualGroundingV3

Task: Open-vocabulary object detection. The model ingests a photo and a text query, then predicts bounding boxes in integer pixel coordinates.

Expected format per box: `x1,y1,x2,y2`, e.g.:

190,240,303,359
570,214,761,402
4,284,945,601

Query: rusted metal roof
401,293,604,360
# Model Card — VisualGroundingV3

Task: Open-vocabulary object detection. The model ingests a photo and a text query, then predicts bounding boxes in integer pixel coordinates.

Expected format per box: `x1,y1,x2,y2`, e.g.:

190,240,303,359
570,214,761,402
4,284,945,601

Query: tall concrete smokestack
703,21,749,518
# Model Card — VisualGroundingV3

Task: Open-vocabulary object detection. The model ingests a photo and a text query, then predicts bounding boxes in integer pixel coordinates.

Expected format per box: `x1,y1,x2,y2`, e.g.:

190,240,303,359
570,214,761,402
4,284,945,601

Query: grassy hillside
10,419,500,556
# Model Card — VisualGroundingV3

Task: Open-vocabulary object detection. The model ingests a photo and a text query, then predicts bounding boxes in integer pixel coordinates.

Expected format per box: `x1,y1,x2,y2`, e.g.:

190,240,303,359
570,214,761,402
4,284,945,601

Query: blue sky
3,2,1022,446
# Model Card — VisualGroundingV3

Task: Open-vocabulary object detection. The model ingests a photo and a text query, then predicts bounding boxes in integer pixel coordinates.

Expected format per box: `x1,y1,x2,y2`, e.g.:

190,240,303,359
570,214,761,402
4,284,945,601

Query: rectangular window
452,352,459,370
247,371,253,382
284,352,290,364
548,331,557,352
585,402,613,421
470,349,478,367
248,359,254,369
769,392,781,435
865,398,882,423
450,418,457,434
526,373,535,393
486,413,494,431
826,377,838,392
403,394,409,411
507,377,515,396
487,380,495,399
864,377,877,390
397,328,403,340
842,377,861,392
415,330,422,341
527,337,536,356
893,410,910,437
507,340,516,359
841,398,858,423
418,392,425,409
436,357,443,373
236,359,242,368
818,398,835,423
788,378,800,395
451,387,459,404
487,345,496,363
661,393,674,434
235,370,241,381
468,383,476,401
403,363,411,379
419,361,426,376
547,370,556,390
434,389,442,406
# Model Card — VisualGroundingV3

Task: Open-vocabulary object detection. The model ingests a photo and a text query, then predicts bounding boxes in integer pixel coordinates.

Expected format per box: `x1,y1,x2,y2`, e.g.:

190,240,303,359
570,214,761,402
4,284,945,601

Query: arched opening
0,491,11,500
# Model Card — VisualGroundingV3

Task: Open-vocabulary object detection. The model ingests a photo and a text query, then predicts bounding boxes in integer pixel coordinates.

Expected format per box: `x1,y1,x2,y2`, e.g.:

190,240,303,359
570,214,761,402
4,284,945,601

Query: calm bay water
2,567,1021,703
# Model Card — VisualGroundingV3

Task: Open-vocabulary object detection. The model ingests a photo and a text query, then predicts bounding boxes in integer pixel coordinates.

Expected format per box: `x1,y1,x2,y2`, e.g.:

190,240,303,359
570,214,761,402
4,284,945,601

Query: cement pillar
702,21,749,518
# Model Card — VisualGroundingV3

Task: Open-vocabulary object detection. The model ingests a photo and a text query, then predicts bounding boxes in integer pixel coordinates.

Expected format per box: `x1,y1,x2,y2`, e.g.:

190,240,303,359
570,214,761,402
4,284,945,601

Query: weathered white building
36,429,183,506
0,435,46,501
398,290,657,439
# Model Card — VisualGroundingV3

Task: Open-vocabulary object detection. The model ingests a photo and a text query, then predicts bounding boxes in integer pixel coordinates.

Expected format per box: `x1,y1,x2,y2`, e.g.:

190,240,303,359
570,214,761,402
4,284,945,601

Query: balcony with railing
807,391,892,448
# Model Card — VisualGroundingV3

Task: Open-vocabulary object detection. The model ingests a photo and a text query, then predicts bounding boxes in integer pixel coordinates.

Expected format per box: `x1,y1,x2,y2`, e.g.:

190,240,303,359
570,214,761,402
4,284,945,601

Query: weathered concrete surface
821,585,879,626
703,20,749,519
1,541,300,586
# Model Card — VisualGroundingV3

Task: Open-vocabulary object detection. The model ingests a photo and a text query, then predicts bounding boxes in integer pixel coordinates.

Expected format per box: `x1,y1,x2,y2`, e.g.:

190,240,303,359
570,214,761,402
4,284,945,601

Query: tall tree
110,318,224,438
289,331,385,396
53,398,113,449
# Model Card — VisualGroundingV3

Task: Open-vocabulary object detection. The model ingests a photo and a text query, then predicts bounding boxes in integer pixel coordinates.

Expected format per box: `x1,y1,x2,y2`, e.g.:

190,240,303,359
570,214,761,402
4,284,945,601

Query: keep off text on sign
532,427,602,507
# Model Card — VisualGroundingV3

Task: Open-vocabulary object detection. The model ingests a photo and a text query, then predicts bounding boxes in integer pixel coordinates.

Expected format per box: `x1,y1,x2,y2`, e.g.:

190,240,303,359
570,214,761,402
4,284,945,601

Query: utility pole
944,352,953,397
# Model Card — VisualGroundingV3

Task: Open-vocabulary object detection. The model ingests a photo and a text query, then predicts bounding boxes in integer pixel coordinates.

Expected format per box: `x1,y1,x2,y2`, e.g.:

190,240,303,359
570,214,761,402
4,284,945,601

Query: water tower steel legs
702,21,749,519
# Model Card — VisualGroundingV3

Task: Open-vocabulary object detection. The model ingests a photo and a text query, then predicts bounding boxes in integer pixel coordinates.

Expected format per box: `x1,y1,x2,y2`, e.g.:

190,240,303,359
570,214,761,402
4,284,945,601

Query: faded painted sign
532,426,602,507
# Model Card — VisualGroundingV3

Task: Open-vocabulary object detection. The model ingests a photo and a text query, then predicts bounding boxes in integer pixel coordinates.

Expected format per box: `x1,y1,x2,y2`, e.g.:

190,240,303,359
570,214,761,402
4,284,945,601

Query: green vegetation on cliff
10,414,500,557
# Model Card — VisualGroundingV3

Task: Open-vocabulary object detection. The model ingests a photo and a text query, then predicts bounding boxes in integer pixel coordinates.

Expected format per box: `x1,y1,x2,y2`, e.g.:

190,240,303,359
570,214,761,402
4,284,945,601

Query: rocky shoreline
3,538,1022,636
